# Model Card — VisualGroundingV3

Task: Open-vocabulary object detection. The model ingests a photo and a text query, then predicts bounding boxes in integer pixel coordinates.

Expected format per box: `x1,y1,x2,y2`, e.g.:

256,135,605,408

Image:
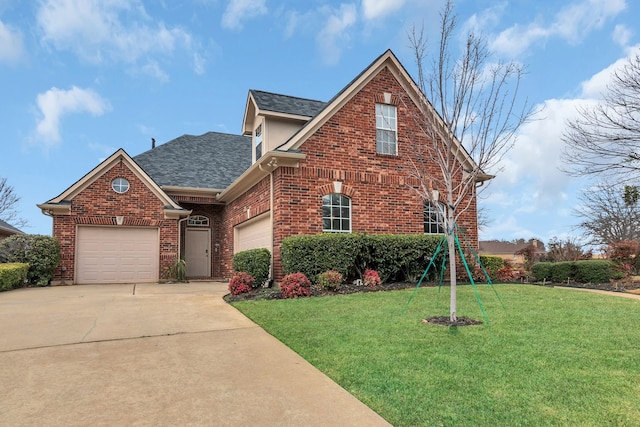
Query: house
0,219,23,240
479,239,546,267
38,50,482,285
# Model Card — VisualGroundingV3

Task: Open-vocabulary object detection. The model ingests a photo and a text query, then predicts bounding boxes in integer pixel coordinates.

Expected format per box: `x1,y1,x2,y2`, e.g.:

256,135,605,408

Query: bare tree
405,0,532,322
562,51,640,181
574,182,640,246
543,236,591,262
0,178,27,229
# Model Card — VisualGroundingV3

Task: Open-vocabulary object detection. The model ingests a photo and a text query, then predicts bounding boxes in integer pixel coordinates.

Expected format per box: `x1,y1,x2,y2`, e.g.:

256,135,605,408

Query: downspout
258,162,275,285
177,216,190,261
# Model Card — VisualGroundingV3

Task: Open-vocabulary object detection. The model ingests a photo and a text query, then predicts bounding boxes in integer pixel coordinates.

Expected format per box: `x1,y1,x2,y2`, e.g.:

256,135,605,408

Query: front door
185,228,210,277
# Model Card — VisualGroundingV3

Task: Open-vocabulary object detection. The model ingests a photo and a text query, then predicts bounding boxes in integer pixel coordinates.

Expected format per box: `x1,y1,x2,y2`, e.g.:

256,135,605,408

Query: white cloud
487,0,626,57
0,19,24,64
37,0,200,78
362,0,405,20
221,0,267,30
316,3,357,65
35,86,109,146
612,24,632,47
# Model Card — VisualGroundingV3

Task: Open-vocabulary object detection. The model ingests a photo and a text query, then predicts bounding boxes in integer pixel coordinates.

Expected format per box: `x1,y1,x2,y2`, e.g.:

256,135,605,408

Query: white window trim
322,193,352,233
111,178,130,194
376,103,397,155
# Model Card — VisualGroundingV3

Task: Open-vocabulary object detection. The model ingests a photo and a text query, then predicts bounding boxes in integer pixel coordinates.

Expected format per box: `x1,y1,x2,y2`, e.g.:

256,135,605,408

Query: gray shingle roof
133,132,252,190
251,90,326,118
0,218,22,234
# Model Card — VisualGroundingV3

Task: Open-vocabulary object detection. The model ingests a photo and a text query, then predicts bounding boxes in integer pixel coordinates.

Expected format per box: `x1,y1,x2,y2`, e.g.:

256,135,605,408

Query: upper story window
424,202,445,234
255,123,263,161
111,178,129,194
187,215,209,227
322,193,351,233
376,103,397,155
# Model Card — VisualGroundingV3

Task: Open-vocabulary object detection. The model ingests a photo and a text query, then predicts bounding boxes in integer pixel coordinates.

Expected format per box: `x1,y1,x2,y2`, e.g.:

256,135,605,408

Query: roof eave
217,151,306,203
37,202,71,216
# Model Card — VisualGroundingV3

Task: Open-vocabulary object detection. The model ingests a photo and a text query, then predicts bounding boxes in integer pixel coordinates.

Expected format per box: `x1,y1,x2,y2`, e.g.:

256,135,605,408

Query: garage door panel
235,215,271,253
76,227,159,284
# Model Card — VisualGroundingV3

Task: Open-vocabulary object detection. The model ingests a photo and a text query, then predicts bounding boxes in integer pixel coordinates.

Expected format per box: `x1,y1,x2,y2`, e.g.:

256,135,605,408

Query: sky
1,0,639,246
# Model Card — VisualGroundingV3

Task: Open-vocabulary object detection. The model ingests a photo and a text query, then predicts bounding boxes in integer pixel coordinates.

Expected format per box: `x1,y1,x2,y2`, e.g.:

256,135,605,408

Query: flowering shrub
363,269,382,288
316,270,343,290
280,272,312,299
228,272,255,295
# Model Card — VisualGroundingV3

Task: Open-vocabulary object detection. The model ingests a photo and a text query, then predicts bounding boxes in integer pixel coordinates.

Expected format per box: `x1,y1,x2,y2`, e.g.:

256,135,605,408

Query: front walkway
0,282,390,426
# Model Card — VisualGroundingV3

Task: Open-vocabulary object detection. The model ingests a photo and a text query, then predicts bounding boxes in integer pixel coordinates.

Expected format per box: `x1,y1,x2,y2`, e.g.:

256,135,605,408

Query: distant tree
562,51,640,182
405,0,533,322
0,177,26,229
574,183,640,246
543,237,590,262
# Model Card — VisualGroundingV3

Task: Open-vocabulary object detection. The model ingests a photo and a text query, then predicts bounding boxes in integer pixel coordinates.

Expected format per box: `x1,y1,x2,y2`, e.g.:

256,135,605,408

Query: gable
38,149,187,219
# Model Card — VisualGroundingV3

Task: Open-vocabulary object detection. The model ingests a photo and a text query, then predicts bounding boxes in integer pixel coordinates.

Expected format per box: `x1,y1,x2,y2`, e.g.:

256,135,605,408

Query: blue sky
1,0,639,245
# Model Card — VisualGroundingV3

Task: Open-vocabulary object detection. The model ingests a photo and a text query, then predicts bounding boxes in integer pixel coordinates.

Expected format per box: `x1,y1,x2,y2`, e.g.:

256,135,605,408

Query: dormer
242,90,326,163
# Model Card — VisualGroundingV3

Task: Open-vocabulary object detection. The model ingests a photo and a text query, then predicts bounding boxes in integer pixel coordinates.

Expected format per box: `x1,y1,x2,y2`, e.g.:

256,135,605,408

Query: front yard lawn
233,285,640,426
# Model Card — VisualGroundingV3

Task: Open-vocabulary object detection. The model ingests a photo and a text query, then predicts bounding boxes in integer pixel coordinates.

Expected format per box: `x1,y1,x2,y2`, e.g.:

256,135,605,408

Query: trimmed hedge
0,234,60,286
233,248,270,287
0,263,29,291
281,233,444,283
532,260,616,284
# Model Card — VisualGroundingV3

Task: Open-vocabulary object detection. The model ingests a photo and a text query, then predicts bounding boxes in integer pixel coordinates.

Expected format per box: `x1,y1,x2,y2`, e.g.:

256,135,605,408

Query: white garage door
76,226,159,284
235,215,271,253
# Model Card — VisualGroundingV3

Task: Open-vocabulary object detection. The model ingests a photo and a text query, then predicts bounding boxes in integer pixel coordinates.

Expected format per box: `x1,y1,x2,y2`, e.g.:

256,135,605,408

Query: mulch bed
423,316,483,326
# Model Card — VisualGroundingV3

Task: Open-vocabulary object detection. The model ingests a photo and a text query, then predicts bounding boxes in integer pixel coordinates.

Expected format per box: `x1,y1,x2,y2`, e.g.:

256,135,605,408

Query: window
255,124,263,161
424,202,445,234
111,178,129,194
376,103,397,155
187,215,209,227
322,194,351,232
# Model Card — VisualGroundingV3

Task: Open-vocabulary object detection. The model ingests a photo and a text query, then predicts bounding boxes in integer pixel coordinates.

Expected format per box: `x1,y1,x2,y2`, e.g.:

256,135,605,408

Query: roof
249,90,326,118
0,219,22,234
134,132,252,190
479,240,546,255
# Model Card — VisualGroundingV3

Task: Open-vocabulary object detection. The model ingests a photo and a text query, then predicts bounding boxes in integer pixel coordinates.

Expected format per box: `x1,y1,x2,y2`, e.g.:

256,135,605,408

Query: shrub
233,248,271,287
166,258,187,282
363,269,382,288
532,262,553,282
497,265,515,282
280,273,311,299
281,233,443,282
573,260,615,284
0,263,29,291
316,270,343,290
0,234,60,286
228,272,255,295
550,261,575,283
478,255,504,281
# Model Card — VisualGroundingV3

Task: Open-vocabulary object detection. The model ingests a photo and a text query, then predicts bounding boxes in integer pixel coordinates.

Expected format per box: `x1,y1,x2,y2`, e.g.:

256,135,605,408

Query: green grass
233,285,640,426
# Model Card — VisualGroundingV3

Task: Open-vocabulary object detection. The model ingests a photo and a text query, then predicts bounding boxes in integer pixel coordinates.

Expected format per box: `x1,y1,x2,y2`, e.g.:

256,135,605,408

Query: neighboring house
479,239,546,267
0,219,23,240
38,50,483,285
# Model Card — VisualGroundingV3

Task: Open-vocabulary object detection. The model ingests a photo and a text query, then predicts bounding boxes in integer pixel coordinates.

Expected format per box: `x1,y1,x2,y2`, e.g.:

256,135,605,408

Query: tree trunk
447,206,457,322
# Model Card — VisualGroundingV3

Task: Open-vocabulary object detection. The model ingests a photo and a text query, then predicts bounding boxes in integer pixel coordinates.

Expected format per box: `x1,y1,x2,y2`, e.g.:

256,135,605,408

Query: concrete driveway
0,282,390,426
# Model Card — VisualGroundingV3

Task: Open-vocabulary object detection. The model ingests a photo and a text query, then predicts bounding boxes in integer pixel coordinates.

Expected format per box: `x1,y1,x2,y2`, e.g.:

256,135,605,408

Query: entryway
185,228,210,277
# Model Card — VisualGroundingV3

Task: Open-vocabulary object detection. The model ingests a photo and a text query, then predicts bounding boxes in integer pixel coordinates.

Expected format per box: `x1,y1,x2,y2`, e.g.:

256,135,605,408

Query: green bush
479,255,504,281
532,262,553,281
550,261,575,283
0,263,29,291
233,248,271,287
532,260,616,284
0,235,60,286
281,233,444,282
316,270,343,290
573,260,615,284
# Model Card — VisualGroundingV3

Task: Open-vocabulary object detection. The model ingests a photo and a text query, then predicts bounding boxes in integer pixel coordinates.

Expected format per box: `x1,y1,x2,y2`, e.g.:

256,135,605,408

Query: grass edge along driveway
233,284,640,427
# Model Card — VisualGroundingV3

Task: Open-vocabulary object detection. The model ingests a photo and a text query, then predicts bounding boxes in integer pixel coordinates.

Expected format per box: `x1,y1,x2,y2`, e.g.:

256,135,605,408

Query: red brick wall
223,68,478,281
51,161,179,284
220,176,271,278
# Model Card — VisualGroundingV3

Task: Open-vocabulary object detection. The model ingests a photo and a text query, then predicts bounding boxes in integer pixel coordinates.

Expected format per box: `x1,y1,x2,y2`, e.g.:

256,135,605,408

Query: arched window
424,202,445,234
187,215,209,227
322,194,351,232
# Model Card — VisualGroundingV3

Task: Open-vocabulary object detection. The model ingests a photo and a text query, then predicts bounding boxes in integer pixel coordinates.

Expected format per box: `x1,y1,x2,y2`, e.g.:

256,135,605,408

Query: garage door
235,215,271,253
76,226,159,284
